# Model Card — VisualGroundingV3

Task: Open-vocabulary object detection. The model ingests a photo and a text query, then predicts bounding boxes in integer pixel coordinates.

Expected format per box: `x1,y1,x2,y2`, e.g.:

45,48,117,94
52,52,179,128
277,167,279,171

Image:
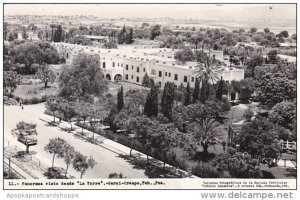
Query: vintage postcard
2,3,297,191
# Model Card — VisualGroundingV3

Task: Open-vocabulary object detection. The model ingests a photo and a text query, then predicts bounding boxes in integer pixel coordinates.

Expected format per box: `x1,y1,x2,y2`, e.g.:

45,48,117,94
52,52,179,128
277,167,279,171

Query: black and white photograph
2,2,297,192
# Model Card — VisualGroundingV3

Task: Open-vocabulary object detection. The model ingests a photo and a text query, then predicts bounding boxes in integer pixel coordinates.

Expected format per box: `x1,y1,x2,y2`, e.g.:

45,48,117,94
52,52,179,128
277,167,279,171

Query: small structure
84,35,108,43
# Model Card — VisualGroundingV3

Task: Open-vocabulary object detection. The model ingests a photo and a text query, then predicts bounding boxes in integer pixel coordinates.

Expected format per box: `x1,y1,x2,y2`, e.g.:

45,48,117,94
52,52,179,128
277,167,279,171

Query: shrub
4,170,20,179
192,163,227,178
21,95,48,105
44,167,66,179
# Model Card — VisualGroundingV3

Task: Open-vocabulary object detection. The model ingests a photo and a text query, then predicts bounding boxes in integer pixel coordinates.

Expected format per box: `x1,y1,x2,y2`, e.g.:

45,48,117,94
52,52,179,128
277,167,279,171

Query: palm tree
195,52,219,84
192,118,221,155
193,50,220,102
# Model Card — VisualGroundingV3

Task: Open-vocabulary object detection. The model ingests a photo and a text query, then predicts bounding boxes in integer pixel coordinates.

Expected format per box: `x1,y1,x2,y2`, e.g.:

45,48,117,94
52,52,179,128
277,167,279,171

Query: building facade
53,42,244,88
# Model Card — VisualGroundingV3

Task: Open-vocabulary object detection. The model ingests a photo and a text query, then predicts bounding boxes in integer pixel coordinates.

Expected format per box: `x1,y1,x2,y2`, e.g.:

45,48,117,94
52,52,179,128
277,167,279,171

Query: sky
4,4,296,20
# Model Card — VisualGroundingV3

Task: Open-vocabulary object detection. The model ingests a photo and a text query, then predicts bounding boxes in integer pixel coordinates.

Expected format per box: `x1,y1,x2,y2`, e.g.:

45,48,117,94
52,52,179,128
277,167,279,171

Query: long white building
53,42,244,88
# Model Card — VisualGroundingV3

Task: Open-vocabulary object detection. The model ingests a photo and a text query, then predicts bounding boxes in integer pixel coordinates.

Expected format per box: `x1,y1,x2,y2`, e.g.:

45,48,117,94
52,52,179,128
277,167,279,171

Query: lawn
13,82,58,100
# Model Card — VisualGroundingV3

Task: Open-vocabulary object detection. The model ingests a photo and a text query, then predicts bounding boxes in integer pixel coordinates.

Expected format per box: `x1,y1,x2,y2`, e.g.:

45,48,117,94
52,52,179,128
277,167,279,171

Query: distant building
53,42,244,88
27,32,39,41
278,43,297,49
84,35,109,43
17,33,23,40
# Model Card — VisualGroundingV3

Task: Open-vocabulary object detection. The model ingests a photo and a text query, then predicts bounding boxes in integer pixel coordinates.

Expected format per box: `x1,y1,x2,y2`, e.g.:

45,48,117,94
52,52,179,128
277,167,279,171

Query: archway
106,74,111,81
114,74,122,82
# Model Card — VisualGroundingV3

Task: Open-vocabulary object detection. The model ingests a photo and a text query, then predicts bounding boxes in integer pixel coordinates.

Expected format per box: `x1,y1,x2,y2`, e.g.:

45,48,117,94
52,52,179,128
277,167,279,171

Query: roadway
4,103,148,179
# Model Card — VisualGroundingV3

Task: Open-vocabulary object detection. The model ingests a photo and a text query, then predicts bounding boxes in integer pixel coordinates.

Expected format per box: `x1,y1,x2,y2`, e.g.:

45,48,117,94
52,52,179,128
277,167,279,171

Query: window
165,72,168,76
151,69,156,75
112,62,115,67
131,75,134,79
137,67,140,72
191,77,195,82
169,73,171,77
143,68,146,72
126,65,128,70
121,64,123,67
132,65,134,69
184,76,188,82
159,71,162,77
174,74,178,81
118,63,120,66
136,76,140,83
103,62,106,68
125,74,128,80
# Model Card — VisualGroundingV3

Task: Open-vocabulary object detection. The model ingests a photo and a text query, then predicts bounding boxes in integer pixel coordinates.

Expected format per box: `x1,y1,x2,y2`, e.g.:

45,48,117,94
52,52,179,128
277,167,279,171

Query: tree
150,25,161,40
128,116,157,164
250,27,257,33
53,25,63,42
264,28,270,33
74,101,93,134
192,78,200,103
152,123,182,170
11,122,37,154
44,138,67,167
4,70,21,96
58,53,107,99
191,118,221,155
68,35,93,45
8,32,15,41
211,148,261,178
108,173,126,178
123,89,147,117
195,50,220,97
103,40,117,49
144,85,158,118
267,50,278,64
216,76,225,100
22,29,28,40
247,53,264,77
117,86,124,111
60,102,77,130
37,63,57,88
72,152,96,179
46,97,61,122
125,27,134,44
184,82,191,106
269,101,296,130
189,33,204,51
279,30,289,38
231,78,255,101
117,25,126,44
234,117,281,163
174,48,195,64
257,73,296,106
63,144,76,178
8,41,60,74
161,82,175,121
142,72,154,87
4,22,8,40
161,35,184,49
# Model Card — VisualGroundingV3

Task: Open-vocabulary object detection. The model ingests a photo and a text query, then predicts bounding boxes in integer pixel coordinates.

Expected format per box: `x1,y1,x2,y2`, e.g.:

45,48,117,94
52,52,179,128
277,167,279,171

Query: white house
53,42,244,88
